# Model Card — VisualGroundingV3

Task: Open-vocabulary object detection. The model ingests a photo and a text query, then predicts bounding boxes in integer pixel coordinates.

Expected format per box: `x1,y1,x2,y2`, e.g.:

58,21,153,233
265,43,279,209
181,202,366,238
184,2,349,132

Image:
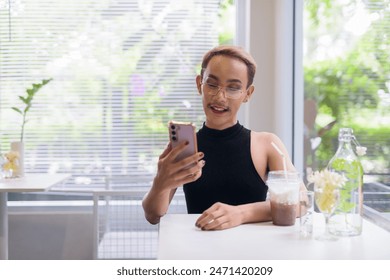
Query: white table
158,214,390,259
0,173,71,259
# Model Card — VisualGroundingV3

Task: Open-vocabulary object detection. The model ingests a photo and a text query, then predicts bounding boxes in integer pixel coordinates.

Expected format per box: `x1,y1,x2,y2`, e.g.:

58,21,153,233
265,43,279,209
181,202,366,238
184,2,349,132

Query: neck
205,118,238,130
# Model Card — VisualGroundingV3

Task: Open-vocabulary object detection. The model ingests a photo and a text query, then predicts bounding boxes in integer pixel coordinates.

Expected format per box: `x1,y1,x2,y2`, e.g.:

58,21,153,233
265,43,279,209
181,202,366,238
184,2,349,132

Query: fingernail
200,160,206,166
198,152,204,157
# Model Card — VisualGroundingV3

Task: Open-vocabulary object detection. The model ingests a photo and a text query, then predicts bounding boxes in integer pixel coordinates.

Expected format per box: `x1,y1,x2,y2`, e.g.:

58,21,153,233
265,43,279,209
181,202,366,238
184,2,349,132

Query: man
142,45,304,230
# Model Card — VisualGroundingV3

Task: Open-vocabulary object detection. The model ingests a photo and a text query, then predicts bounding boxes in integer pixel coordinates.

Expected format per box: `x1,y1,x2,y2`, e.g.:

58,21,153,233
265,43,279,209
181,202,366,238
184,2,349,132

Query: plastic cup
267,171,300,226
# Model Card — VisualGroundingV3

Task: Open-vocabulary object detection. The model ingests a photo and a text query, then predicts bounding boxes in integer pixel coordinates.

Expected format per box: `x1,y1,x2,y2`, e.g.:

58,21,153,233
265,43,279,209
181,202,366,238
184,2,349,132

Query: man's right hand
153,141,205,192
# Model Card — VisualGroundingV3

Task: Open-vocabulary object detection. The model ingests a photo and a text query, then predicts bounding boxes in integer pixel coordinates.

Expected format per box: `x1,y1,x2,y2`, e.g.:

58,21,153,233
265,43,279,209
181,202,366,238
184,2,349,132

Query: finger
195,210,212,227
195,204,221,228
195,214,213,229
180,152,204,169
198,211,226,230
176,160,205,180
196,208,232,231
159,142,172,159
159,148,203,179
173,161,204,186
168,142,204,166
168,141,189,160
203,220,231,231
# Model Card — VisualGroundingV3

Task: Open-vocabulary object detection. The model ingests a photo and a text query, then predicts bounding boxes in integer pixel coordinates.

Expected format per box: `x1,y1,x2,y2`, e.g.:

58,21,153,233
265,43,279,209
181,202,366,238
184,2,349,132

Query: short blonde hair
200,45,257,88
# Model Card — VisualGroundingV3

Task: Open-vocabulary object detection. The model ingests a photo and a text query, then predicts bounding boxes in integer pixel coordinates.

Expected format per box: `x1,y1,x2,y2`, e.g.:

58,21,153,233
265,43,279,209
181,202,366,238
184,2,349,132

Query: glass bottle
327,128,363,236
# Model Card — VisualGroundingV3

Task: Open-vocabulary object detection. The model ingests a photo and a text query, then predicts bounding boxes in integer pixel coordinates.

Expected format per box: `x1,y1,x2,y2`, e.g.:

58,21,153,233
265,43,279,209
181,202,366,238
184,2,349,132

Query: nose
215,87,227,99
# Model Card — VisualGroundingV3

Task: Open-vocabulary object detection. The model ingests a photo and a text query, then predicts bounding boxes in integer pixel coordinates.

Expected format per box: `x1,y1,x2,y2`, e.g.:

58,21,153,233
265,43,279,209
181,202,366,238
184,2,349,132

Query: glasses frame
200,82,247,100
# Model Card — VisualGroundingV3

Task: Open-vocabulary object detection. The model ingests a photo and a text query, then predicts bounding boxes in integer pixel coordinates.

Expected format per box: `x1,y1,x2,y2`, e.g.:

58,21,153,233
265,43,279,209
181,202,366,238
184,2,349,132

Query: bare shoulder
251,131,286,158
250,131,281,178
251,131,280,145
251,130,294,172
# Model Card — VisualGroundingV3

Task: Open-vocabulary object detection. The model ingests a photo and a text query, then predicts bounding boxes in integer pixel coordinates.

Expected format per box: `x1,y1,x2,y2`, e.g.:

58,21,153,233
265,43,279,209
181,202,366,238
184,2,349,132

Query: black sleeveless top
183,122,268,213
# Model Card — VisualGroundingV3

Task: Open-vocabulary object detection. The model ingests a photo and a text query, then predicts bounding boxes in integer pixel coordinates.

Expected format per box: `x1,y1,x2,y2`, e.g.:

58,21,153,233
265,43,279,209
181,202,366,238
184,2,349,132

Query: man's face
197,55,253,130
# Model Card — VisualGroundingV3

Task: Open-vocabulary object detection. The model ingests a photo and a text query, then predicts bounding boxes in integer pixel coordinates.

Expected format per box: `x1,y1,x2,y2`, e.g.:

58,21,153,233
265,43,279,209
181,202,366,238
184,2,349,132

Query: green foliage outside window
304,0,390,176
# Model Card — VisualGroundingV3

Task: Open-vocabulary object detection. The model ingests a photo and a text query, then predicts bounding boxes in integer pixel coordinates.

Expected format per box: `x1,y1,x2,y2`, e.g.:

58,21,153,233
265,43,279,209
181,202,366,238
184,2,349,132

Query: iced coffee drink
270,200,297,226
267,171,300,226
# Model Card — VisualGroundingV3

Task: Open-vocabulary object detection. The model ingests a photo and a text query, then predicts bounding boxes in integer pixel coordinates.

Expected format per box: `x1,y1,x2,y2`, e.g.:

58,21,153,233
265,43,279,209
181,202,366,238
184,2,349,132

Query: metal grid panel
95,190,186,259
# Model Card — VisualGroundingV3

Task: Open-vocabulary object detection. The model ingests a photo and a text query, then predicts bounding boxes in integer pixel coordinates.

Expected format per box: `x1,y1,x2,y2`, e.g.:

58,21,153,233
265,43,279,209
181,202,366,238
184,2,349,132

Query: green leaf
26,88,34,95
42,78,53,85
32,84,41,92
11,107,23,114
19,96,29,104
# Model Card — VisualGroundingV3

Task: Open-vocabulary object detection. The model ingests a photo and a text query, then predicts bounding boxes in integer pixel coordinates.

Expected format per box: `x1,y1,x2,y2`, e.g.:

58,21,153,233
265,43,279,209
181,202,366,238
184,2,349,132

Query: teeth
211,105,227,111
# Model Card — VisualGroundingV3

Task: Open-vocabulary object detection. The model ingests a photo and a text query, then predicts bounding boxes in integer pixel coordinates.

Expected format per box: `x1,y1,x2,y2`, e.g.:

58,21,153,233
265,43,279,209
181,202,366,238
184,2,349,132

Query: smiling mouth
208,104,229,113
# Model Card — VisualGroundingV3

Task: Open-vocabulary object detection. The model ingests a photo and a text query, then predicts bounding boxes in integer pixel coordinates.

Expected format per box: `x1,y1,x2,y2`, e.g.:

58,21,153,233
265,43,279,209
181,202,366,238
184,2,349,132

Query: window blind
0,0,229,188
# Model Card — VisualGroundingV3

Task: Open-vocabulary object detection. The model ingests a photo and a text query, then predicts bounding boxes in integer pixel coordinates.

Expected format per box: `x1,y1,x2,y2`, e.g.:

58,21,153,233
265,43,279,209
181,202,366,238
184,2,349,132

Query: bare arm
142,142,205,224
195,201,271,230
142,183,177,225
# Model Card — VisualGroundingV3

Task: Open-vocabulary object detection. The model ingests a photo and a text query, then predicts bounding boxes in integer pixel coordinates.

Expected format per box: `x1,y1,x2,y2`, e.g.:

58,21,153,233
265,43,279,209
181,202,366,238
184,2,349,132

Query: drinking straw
271,141,288,180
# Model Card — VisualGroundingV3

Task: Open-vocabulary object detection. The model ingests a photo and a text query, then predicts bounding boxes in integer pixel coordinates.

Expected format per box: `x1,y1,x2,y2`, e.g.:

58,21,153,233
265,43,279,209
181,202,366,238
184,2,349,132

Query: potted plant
4,78,52,177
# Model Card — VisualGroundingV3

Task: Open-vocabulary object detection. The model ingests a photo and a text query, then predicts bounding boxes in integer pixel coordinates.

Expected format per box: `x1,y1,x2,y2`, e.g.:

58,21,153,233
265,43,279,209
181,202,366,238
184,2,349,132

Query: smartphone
168,121,198,162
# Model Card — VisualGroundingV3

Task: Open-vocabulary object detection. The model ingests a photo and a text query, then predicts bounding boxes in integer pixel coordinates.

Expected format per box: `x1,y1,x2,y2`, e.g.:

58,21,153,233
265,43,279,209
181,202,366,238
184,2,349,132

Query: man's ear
196,75,202,95
243,85,254,103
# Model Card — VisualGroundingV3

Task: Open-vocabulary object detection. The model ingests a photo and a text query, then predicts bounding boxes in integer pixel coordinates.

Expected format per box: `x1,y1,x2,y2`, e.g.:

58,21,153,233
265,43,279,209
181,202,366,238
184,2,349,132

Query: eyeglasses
201,82,245,100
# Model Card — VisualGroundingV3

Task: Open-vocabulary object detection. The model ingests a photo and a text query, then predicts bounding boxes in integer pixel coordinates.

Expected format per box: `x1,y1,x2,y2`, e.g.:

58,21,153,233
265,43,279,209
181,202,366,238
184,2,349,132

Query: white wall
247,0,277,133
237,0,304,172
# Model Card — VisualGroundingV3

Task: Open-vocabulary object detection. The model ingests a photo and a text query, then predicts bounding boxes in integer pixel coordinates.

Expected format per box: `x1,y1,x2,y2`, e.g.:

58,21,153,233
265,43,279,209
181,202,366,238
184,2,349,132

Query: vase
10,141,24,177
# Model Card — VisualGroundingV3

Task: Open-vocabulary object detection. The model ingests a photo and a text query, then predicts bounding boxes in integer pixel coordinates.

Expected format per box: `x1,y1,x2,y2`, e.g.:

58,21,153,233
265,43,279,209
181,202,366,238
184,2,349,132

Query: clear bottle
327,128,363,236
